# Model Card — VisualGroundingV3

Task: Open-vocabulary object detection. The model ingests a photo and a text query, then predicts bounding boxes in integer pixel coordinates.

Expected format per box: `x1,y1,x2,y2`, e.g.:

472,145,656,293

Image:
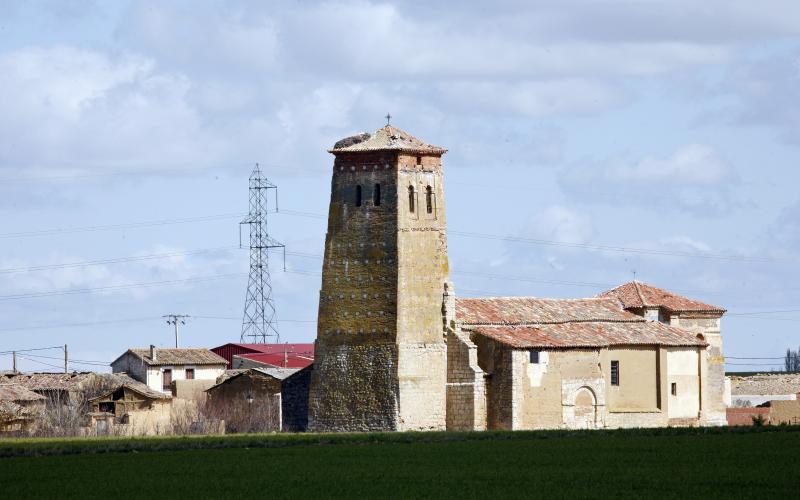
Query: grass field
1,427,798,498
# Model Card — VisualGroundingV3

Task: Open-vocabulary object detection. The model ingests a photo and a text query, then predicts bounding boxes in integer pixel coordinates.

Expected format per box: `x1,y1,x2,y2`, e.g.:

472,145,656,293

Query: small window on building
529,350,540,364
186,368,195,380
671,382,677,396
99,402,115,413
162,368,172,391
355,185,362,207
425,186,433,214
408,186,415,213
610,361,619,386
373,183,381,206
416,155,422,166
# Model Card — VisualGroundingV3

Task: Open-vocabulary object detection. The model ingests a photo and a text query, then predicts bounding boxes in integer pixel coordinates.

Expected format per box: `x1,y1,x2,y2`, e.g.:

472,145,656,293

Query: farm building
111,347,227,394
87,378,172,435
307,124,727,432
0,384,45,433
206,366,311,432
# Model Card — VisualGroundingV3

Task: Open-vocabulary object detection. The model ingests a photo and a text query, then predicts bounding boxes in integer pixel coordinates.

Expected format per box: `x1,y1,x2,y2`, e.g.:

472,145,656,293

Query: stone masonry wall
395,154,449,431
671,315,726,425
282,366,311,432
446,328,487,431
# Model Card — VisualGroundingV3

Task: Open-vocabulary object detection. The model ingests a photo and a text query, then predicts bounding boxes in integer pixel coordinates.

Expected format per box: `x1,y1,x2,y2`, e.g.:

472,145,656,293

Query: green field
1,427,798,498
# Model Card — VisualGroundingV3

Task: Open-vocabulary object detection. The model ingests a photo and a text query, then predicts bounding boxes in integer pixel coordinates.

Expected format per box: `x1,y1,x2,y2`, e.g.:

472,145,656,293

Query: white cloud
559,144,740,215
526,205,593,245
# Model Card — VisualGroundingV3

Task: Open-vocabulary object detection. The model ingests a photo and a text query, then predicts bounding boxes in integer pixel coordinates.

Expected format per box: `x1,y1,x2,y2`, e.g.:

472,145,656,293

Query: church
307,124,726,432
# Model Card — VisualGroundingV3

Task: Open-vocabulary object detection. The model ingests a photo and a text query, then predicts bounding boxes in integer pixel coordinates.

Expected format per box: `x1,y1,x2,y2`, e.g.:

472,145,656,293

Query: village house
205,366,311,432
307,124,727,432
111,347,227,394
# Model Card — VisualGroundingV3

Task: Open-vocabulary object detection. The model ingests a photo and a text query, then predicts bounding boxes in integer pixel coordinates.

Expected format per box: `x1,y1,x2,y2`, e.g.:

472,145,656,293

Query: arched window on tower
408,186,415,213
355,185,362,207
425,185,433,214
374,183,381,206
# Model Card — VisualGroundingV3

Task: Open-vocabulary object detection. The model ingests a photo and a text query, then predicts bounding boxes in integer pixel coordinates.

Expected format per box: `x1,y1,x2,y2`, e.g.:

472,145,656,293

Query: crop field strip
1,426,799,499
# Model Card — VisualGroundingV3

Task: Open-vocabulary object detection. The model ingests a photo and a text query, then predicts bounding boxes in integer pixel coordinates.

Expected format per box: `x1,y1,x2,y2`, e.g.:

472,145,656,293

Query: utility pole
63,344,68,373
163,315,189,348
12,351,16,373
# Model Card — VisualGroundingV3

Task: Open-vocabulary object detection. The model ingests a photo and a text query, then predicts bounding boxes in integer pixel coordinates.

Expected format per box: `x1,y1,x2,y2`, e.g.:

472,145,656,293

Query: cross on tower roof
385,113,391,125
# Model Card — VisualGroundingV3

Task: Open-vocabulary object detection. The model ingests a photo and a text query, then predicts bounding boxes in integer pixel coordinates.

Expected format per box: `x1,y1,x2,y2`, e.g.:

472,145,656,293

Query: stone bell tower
307,124,450,432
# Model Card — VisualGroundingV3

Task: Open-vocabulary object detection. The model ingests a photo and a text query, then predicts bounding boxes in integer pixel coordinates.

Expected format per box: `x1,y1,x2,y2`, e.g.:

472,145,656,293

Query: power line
448,230,773,263
726,356,785,360
0,246,238,275
272,208,775,263
16,355,63,370
0,346,63,355
0,316,159,333
0,272,246,301
0,213,244,240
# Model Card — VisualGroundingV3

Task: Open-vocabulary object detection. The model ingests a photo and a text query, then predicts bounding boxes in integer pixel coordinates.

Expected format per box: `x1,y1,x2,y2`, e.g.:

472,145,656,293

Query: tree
785,347,800,372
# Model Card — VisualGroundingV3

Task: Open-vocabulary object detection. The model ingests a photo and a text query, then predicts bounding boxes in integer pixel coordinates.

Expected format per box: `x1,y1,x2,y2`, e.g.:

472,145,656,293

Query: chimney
150,345,157,363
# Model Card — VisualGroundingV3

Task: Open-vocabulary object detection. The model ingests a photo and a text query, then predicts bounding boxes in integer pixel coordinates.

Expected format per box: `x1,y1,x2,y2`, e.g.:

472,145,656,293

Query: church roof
598,281,725,314
456,297,635,325
456,294,708,349
329,125,447,154
464,322,706,349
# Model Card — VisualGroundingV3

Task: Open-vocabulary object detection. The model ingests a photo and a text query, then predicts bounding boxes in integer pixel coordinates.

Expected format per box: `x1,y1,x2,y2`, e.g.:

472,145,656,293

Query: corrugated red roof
236,352,314,369
599,281,725,314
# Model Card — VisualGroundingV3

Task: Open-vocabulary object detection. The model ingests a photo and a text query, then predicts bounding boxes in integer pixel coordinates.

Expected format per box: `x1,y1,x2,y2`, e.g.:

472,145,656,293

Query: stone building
308,124,727,432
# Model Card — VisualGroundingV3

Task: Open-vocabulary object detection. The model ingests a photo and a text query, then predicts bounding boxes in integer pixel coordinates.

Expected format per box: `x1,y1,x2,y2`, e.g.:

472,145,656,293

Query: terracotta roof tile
329,125,446,154
456,296,639,325
456,292,708,349
599,281,725,314
465,322,707,349
122,348,227,367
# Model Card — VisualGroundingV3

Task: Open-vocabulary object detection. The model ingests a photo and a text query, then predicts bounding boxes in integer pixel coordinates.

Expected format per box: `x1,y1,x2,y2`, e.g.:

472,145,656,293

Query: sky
1,0,799,373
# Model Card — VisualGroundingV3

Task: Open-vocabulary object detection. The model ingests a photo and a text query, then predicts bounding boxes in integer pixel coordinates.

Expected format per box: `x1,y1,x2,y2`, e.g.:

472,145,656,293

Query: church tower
308,124,450,431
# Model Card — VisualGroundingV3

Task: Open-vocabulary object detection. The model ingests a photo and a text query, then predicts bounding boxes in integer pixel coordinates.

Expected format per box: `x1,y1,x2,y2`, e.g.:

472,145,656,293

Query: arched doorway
574,388,597,429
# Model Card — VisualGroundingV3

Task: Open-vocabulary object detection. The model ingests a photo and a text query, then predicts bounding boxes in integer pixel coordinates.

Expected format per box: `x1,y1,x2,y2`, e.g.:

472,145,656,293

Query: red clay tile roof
464,322,707,349
599,281,725,314
118,348,227,367
456,297,639,325
456,294,707,349
329,125,447,154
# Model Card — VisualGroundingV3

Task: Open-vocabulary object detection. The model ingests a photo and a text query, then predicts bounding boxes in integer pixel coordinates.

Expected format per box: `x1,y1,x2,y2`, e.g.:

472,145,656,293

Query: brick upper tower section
308,124,450,432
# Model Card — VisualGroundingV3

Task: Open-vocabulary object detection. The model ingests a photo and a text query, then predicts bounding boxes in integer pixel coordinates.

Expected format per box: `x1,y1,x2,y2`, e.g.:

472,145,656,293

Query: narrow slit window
416,155,422,166
425,186,433,214
408,186,415,213
610,360,619,386
355,185,362,207
671,382,677,396
529,350,540,364
374,183,381,206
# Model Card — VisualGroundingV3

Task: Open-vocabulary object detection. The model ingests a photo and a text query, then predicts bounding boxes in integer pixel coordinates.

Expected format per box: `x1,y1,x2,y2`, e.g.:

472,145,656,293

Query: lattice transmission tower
239,164,285,344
